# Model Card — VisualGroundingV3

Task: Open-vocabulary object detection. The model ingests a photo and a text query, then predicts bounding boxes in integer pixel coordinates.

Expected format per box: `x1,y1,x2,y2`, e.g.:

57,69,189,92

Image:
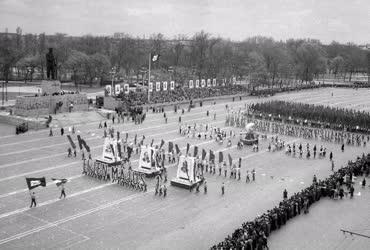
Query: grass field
0,87,369,250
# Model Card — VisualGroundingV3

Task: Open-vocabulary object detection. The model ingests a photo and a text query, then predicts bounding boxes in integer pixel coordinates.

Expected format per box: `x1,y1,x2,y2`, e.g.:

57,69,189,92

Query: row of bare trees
0,28,369,86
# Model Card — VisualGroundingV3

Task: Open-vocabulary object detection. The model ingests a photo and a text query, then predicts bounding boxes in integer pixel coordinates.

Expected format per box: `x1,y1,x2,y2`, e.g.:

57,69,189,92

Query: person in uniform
221,182,225,195
59,183,66,199
30,191,37,208
204,180,207,194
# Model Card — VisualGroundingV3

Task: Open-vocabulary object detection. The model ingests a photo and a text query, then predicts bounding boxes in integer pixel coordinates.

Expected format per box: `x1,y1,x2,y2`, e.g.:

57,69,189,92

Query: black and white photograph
0,0,369,249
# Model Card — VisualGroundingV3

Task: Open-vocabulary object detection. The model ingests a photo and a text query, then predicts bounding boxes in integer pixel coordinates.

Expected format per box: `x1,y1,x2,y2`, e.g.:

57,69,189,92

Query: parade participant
196,183,200,193
252,169,256,181
104,121,107,128
283,189,288,199
59,183,66,199
329,151,333,161
179,116,182,123
361,178,366,188
99,121,102,128
61,127,64,136
341,143,344,152
349,185,354,198
49,128,53,136
221,182,225,195
204,180,207,194
163,184,167,197
67,147,72,157
30,191,37,208
246,171,250,183
73,149,77,157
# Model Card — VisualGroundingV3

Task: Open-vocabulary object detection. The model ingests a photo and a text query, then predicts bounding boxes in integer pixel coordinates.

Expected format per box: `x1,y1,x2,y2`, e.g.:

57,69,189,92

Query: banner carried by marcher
212,78,217,87
156,82,161,92
51,178,68,187
26,177,46,190
67,135,76,149
195,79,200,88
149,82,153,92
163,81,167,91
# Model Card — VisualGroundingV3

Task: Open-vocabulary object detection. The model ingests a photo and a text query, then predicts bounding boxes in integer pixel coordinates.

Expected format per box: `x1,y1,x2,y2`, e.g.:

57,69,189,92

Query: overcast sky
0,0,369,44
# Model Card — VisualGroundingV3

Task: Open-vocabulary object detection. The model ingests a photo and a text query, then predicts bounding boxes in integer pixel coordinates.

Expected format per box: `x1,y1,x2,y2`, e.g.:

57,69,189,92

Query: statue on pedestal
46,48,57,80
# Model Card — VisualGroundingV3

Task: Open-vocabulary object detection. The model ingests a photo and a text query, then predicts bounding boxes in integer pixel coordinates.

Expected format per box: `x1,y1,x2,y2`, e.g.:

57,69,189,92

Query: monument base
170,177,203,190
136,167,161,177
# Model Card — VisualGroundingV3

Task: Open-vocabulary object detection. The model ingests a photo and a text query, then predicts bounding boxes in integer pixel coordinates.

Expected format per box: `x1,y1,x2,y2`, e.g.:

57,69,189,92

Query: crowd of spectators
250,101,370,133
117,85,247,106
211,153,370,250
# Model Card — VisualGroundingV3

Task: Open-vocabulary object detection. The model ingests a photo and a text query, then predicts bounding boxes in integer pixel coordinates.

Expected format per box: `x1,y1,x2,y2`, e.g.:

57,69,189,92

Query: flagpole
148,53,151,103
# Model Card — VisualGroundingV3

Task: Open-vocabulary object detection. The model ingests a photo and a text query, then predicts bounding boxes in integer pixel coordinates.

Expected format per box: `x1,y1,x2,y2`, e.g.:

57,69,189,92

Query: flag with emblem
26,177,46,190
51,178,68,187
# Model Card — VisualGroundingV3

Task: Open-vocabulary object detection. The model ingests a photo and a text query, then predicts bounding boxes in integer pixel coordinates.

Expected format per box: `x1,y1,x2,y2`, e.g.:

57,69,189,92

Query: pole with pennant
148,53,151,103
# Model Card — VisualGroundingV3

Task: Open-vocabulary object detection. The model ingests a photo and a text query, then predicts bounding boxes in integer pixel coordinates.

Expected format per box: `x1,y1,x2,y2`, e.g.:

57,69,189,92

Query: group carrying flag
26,177,46,190
228,154,233,166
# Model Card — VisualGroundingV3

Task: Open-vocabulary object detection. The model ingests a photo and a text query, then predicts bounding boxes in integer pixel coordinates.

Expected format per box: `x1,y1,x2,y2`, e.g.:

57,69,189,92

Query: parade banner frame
201,79,206,88
171,155,202,189
163,81,168,91
195,79,200,88
105,85,112,96
149,82,153,92
189,80,194,89
233,77,237,85
124,83,129,94
212,78,217,87
136,145,161,177
156,82,161,92
207,79,211,87
170,81,175,90
115,84,121,95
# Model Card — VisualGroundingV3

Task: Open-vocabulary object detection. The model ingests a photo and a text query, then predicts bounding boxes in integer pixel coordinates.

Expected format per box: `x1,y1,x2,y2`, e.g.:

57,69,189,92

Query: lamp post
109,66,117,96
148,53,151,103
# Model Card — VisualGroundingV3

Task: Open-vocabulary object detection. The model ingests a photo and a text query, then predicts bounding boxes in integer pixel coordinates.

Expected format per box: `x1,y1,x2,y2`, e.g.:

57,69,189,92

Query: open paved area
0,87,369,249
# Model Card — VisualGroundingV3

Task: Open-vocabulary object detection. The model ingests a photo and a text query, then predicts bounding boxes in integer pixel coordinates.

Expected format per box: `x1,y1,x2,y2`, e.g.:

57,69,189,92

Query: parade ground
0,87,369,249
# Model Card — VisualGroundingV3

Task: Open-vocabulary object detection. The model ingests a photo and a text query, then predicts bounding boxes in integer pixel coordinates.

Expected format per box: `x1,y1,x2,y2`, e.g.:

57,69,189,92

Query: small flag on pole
77,135,83,150
151,54,160,62
186,143,190,155
26,177,46,190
